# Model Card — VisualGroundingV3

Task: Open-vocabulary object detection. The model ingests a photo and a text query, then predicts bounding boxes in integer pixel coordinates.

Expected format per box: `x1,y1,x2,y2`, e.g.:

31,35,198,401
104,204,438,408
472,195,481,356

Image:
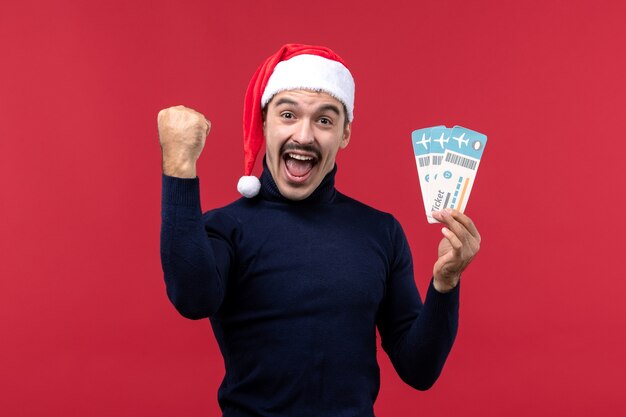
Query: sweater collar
259,158,337,204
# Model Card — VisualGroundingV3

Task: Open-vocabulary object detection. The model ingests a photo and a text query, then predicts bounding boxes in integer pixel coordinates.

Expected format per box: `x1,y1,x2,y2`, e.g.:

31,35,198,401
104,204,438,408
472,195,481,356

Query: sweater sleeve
376,217,460,391
160,174,234,319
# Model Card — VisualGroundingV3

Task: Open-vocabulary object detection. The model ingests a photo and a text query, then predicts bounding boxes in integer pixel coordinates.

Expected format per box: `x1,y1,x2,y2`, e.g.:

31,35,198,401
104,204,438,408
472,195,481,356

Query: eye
280,111,295,119
318,117,333,125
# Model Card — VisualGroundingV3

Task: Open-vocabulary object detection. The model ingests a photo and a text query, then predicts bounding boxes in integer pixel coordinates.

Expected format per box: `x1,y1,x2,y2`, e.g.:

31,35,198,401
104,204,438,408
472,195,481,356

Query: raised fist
158,105,211,178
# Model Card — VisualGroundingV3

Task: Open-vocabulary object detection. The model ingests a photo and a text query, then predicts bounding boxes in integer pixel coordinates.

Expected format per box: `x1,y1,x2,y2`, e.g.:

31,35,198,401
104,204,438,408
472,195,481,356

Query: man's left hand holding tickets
431,208,482,293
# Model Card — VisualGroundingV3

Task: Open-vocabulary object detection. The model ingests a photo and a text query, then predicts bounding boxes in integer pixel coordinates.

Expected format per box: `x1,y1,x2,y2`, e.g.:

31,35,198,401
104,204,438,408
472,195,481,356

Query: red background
2,0,625,415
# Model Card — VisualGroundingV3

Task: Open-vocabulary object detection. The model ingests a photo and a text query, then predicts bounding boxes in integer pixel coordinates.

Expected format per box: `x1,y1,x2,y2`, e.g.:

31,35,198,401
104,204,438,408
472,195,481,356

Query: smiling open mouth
283,152,319,178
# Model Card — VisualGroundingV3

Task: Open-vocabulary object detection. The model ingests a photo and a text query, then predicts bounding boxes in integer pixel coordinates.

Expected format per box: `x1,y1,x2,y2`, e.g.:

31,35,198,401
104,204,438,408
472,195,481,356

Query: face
263,89,352,200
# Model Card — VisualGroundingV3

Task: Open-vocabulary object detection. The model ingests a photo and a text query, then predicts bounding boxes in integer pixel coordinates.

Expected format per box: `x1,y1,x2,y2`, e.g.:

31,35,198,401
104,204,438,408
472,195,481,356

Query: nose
292,119,315,144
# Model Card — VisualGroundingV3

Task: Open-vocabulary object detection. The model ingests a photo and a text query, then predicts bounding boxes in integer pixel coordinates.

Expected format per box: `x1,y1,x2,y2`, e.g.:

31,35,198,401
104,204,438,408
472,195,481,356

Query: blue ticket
411,125,487,223
411,126,435,217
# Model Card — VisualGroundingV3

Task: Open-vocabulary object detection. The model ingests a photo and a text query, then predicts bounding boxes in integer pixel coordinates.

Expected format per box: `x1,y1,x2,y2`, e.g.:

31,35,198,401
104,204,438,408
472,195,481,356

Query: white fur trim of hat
260,54,355,122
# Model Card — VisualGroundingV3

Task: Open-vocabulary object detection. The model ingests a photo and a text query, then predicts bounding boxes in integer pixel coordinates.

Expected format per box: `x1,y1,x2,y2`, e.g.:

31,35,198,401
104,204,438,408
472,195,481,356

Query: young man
158,44,481,417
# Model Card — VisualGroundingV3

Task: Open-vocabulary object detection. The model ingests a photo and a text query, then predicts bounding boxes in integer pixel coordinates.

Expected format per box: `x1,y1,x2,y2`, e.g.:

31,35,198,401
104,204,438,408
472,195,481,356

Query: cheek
267,125,296,151
264,133,285,165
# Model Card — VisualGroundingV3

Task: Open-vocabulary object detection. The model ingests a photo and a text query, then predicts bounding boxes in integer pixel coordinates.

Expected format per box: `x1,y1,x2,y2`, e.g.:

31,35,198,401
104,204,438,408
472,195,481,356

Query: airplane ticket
411,125,488,223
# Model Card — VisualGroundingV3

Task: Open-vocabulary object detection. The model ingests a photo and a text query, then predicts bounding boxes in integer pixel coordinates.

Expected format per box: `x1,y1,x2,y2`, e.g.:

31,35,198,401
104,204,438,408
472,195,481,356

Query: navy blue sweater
160,164,459,417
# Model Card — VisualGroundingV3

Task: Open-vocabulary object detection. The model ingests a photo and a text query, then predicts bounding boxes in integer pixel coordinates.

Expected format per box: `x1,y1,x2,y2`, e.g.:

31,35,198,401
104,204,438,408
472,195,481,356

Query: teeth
288,153,314,161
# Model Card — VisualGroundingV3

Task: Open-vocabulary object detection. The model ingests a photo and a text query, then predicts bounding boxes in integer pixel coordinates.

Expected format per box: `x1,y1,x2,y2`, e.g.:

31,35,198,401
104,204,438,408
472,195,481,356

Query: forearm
383,279,460,391
160,174,227,319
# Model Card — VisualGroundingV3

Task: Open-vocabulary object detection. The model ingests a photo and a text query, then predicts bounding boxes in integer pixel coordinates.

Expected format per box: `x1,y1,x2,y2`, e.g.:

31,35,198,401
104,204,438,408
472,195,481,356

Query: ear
262,107,268,137
339,122,351,149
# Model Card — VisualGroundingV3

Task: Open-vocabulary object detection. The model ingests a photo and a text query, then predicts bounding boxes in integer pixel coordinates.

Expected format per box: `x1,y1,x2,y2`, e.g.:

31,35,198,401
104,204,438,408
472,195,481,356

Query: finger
433,252,454,274
431,209,454,225
435,209,469,244
449,210,481,242
444,216,481,260
441,209,480,250
442,226,463,251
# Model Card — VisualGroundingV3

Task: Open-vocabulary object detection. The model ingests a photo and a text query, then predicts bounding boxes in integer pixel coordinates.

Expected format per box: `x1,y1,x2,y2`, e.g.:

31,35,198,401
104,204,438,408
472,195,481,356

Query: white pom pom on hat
237,175,261,198
239,43,355,198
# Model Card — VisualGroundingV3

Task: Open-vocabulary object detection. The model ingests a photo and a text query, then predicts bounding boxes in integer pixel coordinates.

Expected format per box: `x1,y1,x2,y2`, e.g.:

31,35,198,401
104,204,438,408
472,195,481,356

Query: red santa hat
237,43,355,198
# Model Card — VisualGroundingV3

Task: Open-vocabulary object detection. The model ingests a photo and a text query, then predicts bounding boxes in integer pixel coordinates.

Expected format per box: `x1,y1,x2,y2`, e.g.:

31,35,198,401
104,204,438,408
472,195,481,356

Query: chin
277,182,316,201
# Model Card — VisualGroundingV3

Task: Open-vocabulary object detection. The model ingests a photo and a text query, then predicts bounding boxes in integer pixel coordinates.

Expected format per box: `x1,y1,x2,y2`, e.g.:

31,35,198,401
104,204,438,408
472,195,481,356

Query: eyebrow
274,97,299,107
273,98,341,116
317,104,341,116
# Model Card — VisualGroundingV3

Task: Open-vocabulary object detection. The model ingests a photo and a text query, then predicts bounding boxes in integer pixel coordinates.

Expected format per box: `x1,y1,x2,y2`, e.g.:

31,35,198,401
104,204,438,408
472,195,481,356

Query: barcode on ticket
445,152,477,170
